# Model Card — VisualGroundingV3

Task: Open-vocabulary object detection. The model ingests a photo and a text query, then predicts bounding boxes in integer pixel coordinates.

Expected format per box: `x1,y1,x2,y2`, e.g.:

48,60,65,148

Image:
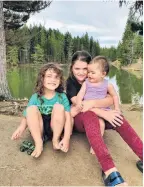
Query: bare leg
71,117,74,135
59,112,72,152
51,104,65,150
26,106,43,158
11,117,27,140
90,118,105,155
69,105,78,135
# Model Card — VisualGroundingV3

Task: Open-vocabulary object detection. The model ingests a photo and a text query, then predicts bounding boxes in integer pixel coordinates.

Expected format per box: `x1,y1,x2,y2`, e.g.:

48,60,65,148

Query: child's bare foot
90,147,95,155
59,138,70,153
31,140,43,158
11,125,26,140
52,138,60,150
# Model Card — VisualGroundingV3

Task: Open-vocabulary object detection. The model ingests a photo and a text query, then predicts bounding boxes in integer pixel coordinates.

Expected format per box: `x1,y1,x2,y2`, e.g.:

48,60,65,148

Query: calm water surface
7,64,143,104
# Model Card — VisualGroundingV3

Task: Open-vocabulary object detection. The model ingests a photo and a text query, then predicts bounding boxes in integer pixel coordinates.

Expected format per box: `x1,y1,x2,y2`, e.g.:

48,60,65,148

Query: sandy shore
0,104,143,186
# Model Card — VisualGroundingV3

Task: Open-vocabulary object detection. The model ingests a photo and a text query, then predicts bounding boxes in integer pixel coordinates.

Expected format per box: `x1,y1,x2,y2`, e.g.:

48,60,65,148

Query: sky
26,1,130,48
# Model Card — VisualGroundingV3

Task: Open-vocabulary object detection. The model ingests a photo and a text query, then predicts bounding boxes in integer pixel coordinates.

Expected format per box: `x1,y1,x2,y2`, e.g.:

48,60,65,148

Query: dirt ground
0,104,143,186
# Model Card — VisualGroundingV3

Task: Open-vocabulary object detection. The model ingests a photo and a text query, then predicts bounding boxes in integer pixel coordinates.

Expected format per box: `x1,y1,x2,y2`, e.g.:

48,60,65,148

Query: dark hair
90,56,110,75
35,63,64,99
69,50,92,77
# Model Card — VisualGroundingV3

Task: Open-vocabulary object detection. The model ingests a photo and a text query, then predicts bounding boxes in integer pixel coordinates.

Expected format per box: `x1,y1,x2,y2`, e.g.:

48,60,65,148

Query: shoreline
111,62,143,79
0,100,142,116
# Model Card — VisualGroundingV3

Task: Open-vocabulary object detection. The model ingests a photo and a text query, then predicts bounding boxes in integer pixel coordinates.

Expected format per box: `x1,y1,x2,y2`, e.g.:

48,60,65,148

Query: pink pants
74,111,143,172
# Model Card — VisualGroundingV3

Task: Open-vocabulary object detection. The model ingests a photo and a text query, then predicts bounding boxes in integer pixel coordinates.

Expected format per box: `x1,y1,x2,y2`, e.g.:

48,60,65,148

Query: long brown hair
69,50,92,78
35,63,64,99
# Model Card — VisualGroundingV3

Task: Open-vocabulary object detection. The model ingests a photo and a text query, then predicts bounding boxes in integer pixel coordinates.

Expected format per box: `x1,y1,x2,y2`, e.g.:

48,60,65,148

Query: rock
0,100,28,116
128,104,143,111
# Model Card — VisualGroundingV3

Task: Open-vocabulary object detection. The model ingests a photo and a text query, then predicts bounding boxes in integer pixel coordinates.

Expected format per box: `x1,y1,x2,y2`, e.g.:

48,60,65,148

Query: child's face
43,69,60,91
88,63,106,83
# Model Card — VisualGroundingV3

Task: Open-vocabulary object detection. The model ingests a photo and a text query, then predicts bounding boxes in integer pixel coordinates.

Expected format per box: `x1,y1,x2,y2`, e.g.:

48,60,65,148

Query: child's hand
115,108,122,114
81,100,93,112
76,101,83,111
70,106,81,117
103,110,123,127
11,125,26,140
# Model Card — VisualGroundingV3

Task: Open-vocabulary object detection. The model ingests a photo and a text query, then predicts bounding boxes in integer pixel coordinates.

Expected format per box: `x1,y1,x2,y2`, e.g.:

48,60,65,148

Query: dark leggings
74,111,143,172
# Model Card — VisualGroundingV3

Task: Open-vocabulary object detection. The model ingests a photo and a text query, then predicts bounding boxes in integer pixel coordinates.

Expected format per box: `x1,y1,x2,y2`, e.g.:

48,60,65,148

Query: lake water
7,64,143,104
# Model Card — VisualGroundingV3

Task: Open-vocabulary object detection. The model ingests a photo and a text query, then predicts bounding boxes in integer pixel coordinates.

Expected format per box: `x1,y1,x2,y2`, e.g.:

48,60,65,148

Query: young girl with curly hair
12,63,72,158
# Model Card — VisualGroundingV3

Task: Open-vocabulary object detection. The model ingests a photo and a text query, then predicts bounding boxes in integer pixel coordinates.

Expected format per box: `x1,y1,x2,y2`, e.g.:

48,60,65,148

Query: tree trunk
0,2,12,99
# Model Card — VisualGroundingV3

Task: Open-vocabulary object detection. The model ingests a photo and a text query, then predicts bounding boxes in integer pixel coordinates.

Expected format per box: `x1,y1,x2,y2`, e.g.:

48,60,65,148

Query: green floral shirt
23,92,70,116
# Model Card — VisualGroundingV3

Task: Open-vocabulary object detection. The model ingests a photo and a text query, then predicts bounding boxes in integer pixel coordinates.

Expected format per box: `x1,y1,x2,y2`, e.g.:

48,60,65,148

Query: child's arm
71,96,77,106
12,94,38,140
82,94,113,112
20,116,27,129
107,83,120,112
69,82,86,106
76,82,86,109
11,116,27,140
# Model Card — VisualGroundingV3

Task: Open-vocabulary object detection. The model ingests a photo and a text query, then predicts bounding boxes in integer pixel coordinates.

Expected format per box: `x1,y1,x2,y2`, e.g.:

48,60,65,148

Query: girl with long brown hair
66,51,143,186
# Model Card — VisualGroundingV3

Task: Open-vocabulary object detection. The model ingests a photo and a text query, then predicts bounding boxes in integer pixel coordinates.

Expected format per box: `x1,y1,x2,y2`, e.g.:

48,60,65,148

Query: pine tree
3,1,51,29
31,44,45,64
40,26,47,60
89,36,94,55
0,1,51,98
91,41,100,57
7,46,19,65
64,32,73,63
133,34,143,59
119,1,143,35
49,31,57,62
83,33,90,52
118,9,134,65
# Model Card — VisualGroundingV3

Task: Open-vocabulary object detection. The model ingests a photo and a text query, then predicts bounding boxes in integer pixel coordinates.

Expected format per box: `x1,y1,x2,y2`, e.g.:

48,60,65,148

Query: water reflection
105,75,121,103
108,66,143,104
7,65,143,104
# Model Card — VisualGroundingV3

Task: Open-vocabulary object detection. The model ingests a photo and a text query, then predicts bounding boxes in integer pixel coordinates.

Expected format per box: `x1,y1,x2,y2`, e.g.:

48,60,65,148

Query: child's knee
26,105,39,113
53,104,64,113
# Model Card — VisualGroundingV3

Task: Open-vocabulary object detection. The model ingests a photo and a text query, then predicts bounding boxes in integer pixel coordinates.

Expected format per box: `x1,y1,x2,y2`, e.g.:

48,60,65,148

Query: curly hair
35,63,64,100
